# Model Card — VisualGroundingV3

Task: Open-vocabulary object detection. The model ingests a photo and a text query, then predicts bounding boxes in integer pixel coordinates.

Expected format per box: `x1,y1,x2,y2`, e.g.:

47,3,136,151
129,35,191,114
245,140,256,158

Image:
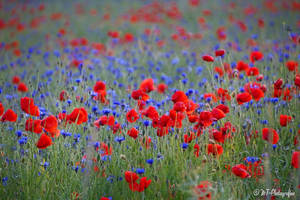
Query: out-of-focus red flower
17,82,28,92
20,97,40,117
67,107,88,125
140,78,155,93
286,60,298,71
41,115,60,137
232,164,251,178
236,92,252,105
262,128,279,144
131,89,149,101
156,83,168,94
291,151,299,168
279,115,292,127
202,55,214,62
207,144,223,156
215,49,225,57
127,127,139,139
25,118,42,134
36,133,52,149
126,109,139,123
12,76,20,84
250,51,263,63
1,109,17,122
172,91,188,103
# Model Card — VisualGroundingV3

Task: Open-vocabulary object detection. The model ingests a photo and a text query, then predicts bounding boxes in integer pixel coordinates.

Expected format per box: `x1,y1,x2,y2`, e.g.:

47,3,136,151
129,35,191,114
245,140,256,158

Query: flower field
0,0,299,199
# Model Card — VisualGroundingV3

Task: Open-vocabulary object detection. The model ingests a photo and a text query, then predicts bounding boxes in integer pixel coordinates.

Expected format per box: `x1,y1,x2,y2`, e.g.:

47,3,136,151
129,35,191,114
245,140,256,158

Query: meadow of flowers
0,0,299,199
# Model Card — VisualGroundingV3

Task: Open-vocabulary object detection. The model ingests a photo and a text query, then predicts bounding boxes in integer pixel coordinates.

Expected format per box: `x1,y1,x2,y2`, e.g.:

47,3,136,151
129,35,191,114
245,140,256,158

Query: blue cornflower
136,168,145,174
181,143,188,149
146,159,154,165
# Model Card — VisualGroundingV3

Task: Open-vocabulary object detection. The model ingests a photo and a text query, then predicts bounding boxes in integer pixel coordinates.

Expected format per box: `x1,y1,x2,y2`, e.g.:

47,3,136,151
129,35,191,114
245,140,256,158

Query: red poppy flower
125,171,139,183
258,18,264,28
169,108,185,121
137,100,146,111
111,123,121,134
156,83,168,94
137,177,151,192
273,88,282,98
128,182,139,192
17,82,28,92
100,197,111,200
185,100,199,115
286,60,298,71
283,88,293,101
100,142,113,156
215,104,229,114
173,101,186,112
274,78,283,89
36,133,52,149
246,67,259,76
125,170,151,192
211,108,226,120
193,181,212,200
215,49,225,57
231,164,251,178
171,91,188,103
279,115,292,127
194,144,200,157
140,78,155,93
207,144,223,156
157,126,169,137
123,33,134,43
107,116,115,126
41,115,60,137
12,76,20,84
126,109,139,123
59,90,68,101
198,111,213,127
67,107,88,125
236,92,252,105
250,51,263,63
184,132,196,143
291,151,299,169
20,97,40,116
25,118,42,134
93,81,106,93
1,109,17,122
189,0,200,7
216,26,227,41
214,67,224,77
141,106,159,120
158,114,171,127
94,115,108,128
108,31,119,38
236,61,249,71
131,89,149,101
13,49,22,57
94,90,109,104
202,55,214,62
58,112,67,121
256,74,264,81
0,102,4,116
211,129,225,143
188,115,198,123
249,88,264,101
217,88,231,101
127,127,139,139
295,74,300,87
262,128,279,144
